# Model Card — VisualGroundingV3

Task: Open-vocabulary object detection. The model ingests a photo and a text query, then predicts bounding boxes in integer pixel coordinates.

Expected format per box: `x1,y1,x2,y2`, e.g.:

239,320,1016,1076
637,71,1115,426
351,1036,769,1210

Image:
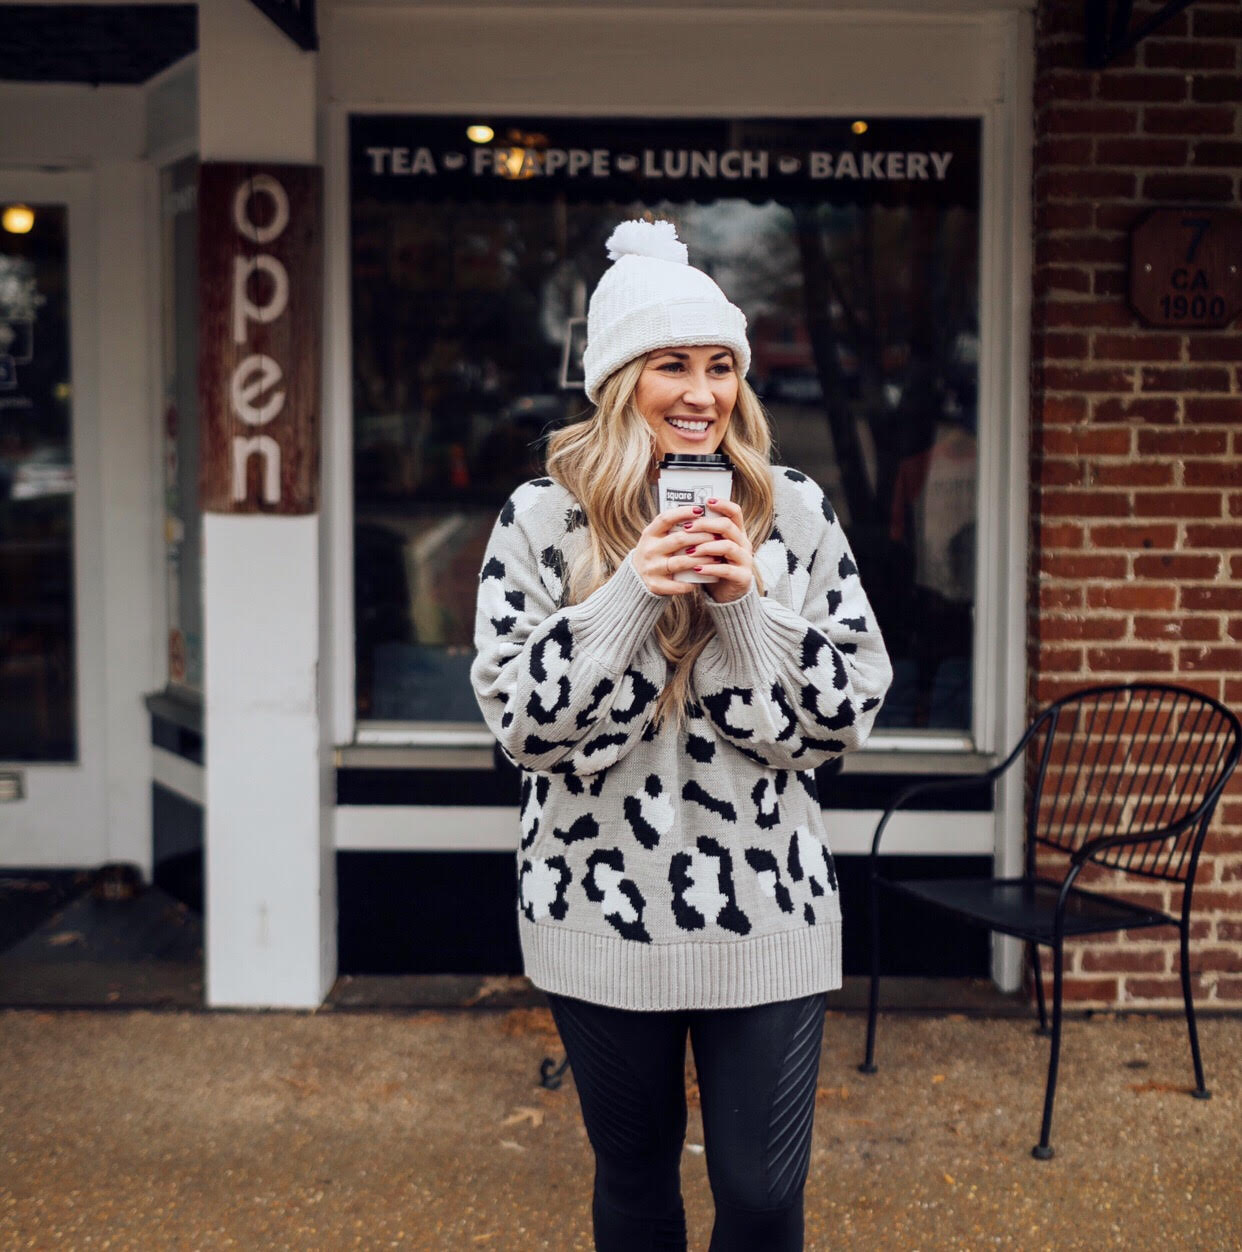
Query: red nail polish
683,521,693,530
692,506,704,514
686,547,696,554
694,566,703,572
706,498,717,505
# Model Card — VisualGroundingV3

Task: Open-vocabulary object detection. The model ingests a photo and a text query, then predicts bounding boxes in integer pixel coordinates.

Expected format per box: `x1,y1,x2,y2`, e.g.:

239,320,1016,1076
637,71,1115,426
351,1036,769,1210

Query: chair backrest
1026,683,1242,882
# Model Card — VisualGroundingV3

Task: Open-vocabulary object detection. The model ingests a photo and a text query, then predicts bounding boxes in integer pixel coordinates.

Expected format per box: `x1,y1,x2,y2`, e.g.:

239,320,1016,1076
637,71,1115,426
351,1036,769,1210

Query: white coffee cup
657,453,734,583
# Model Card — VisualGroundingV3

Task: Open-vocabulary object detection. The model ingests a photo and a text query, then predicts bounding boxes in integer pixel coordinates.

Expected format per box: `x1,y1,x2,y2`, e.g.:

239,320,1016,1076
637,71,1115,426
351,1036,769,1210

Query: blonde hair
545,353,775,727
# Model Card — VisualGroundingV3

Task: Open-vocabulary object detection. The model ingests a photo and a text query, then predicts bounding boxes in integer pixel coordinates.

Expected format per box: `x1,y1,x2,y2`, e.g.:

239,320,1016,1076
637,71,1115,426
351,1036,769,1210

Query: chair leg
1030,941,1050,1036
859,869,881,1075
1032,941,1064,1161
1179,920,1211,1101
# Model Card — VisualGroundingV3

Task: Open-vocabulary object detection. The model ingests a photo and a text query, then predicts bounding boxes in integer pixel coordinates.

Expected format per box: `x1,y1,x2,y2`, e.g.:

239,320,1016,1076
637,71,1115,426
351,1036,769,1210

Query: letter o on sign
233,173,290,245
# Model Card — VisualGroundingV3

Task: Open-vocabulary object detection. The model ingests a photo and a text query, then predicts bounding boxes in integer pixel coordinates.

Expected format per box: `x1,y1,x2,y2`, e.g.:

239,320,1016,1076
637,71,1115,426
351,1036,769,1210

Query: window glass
0,201,76,760
160,156,202,693
350,116,980,732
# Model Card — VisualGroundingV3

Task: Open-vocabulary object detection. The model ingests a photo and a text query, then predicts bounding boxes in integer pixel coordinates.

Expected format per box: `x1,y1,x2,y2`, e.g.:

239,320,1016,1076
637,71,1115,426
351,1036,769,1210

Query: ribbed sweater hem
702,586,806,682
566,553,666,672
519,916,842,1011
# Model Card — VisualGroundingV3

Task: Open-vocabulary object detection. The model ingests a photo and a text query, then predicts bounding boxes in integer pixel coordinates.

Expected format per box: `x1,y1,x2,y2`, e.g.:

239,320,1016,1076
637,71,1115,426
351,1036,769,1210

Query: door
0,171,108,866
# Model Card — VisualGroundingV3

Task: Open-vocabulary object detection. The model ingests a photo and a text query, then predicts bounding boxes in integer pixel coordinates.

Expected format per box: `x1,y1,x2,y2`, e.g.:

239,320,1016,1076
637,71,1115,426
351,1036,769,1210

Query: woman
471,220,892,1252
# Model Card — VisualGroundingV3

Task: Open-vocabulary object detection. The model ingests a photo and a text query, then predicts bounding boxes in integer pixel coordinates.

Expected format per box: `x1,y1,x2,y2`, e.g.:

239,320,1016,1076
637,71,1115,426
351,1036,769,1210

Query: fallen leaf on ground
472,1234,498,1244
932,1074,946,1083
499,1139,525,1152
500,1105,544,1128
465,976,522,1006
944,1173,956,1186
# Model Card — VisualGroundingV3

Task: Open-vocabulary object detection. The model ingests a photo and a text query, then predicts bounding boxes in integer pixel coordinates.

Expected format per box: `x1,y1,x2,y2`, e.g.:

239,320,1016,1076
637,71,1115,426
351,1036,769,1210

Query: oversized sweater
470,466,894,1011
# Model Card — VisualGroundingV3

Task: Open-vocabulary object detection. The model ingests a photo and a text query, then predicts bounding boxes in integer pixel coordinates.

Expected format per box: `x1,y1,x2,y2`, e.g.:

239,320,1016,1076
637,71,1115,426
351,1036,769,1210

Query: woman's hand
683,498,755,605
632,506,711,596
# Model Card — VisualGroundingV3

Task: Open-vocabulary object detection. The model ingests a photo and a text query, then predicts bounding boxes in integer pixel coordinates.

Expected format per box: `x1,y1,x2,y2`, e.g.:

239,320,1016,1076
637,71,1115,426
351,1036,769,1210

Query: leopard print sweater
470,467,893,1010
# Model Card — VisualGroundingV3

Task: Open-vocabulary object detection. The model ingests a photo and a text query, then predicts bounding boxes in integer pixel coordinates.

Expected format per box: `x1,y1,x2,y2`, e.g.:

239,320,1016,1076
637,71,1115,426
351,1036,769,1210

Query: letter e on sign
198,162,322,514
1128,209,1242,330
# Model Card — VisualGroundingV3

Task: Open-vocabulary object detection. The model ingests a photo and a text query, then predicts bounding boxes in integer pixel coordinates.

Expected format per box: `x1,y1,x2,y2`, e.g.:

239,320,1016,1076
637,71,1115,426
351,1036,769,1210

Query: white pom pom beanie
581,219,751,403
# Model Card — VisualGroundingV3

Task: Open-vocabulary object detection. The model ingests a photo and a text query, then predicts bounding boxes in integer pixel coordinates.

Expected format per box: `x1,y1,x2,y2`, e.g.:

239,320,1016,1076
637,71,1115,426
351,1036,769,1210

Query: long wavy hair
545,353,775,726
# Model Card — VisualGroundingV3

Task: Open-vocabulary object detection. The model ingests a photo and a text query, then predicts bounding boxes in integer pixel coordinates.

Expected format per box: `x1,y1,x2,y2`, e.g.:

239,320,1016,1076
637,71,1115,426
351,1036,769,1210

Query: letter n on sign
198,162,322,514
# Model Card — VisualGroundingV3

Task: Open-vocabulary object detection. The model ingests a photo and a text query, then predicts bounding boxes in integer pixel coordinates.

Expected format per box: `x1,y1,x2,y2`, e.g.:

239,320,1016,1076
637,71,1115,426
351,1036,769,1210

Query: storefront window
160,156,202,693
0,202,76,759
350,116,980,733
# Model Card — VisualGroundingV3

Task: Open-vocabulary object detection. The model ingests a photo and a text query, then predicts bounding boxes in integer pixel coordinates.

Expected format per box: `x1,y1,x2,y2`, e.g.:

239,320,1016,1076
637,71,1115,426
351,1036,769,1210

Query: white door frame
0,169,109,868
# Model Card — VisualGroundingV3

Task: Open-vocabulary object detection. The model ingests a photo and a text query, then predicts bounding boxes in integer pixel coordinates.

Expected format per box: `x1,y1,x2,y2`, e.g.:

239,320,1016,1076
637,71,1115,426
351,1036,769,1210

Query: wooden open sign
1129,209,1242,330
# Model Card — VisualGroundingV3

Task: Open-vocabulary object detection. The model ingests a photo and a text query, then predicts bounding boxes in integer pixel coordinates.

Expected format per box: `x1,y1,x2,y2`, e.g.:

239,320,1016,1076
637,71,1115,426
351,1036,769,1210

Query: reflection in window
0,203,76,760
350,117,980,733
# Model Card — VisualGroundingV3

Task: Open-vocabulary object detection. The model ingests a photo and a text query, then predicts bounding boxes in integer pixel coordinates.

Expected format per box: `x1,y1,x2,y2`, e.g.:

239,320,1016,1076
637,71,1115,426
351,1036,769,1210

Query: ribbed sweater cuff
703,587,804,683
568,553,666,672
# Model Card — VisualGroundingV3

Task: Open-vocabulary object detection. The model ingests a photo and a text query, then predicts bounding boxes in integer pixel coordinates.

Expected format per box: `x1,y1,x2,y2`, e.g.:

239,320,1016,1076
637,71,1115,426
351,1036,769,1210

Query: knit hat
581,219,751,403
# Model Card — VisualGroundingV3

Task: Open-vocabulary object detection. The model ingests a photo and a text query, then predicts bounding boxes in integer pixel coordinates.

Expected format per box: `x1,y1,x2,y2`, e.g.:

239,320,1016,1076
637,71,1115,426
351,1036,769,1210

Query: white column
198,0,334,1007
97,159,158,876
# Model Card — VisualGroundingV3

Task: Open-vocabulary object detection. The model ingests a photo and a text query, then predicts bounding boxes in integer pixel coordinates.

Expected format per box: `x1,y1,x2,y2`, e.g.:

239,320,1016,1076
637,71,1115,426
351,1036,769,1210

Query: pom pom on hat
581,218,751,403
605,219,689,265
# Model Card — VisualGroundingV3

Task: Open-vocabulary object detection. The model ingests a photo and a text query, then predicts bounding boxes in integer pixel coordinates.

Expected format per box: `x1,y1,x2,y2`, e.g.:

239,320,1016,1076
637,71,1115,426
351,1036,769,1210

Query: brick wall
1029,0,1242,1008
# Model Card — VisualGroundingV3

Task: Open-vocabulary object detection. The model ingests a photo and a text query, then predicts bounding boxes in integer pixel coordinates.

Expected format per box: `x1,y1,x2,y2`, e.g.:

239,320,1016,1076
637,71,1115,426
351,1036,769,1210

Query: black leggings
546,991,827,1252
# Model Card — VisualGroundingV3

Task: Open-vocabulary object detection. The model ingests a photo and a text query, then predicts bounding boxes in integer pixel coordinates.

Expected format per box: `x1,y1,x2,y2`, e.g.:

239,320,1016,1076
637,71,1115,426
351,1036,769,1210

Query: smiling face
634,345,738,460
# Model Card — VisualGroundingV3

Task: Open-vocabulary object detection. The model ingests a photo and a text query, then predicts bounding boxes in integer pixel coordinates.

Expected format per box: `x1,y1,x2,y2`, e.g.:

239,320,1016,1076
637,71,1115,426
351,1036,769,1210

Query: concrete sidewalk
1,1006,1238,1250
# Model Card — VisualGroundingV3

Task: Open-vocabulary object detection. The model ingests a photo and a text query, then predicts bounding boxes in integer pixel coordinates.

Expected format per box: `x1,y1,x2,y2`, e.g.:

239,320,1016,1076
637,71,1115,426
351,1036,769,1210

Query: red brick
1046,364,1138,390
1185,460,1242,488
1193,140,1242,168
1231,494,1242,518
1035,136,1095,166
1140,366,1231,392
1092,332,1182,362
1039,459,1084,487
1042,330,1090,357
1183,586,1242,611
1087,647,1175,673
1122,977,1191,1000
1036,201,1095,232
1039,616,1128,641
1033,677,1099,703
1043,489,1132,517
1039,645,1084,671
1144,104,1237,133
1089,523,1177,548
1088,584,1176,610
1191,76,1242,104
1219,920,1242,943
1041,553,1128,579
1097,137,1190,166
1193,8,1242,38
1040,395,1089,424
1094,203,1148,233
1080,948,1168,973
1184,396,1242,420
1144,38,1237,70
1135,615,1221,642
1232,554,1242,579
1143,173,1236,202
1133,492,1222,518
1093,269,1129,297
1177,947,1242,973
1043,105,1139,134
1034,71,1093,105
1097,72,1188,102
1042,235,1130,266
1185,523,1242,547
1037,170,1138,200
1038,520,1086,547
1137,429,1228,455
1090,462,1174,487
1036,267,1093,298
1186,889,1242,912
1042,427,1132,456
1041,585,1084,610
1134,553,1221,579
1228,618,1242,641
1090,397,1178,424
1051,976,1121,1003
1044,301,1138,331
1182,647,1242,672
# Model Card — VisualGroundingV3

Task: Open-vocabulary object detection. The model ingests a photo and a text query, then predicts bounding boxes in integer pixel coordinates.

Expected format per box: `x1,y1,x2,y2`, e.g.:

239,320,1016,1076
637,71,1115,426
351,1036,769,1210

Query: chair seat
881,875,1175,944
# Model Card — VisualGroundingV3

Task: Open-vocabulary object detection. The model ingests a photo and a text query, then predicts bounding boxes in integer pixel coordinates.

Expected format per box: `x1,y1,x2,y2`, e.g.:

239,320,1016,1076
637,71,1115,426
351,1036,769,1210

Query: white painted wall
198,0,335,1007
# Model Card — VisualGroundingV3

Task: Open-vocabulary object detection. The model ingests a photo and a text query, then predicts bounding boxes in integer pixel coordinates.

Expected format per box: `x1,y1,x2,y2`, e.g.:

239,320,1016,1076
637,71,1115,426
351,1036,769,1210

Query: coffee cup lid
658,453,734,470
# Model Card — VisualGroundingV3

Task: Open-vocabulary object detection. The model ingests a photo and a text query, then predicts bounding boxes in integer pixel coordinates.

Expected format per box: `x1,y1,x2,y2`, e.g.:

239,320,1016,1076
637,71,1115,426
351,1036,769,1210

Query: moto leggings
546,990,828,1252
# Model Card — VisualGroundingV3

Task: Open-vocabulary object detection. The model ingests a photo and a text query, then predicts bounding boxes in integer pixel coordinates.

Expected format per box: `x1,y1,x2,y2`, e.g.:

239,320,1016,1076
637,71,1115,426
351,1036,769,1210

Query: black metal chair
859,682,1241,1159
